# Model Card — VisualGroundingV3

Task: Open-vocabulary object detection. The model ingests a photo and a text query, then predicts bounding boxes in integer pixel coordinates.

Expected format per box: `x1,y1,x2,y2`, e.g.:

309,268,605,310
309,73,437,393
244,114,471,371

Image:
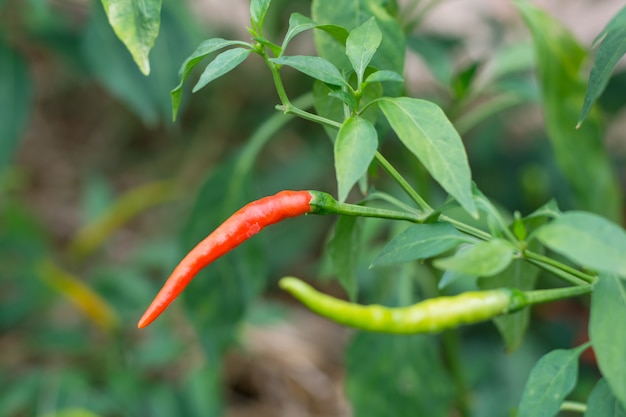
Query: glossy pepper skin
138,190,314,328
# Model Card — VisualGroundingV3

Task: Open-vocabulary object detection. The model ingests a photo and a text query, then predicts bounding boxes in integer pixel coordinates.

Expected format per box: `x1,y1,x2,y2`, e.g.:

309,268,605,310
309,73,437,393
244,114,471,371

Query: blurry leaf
525,199,561,220
182,367,223,417
371,222,471,267
438,269,476,290
312,0,404,94
455,92,532,136
472,185,515,240
84,3,201,126
434,239,514,277
517,344,588,417
38,259,119,331
100,0,161,75
67,180,177,262
483,42,535,83
80,174,114,224
192,47,251,92
584,378,626,417
517,1,622,222
271,55,347,86
42,408,103,417
452,62,480,100
535,211,626,277
579,5,626,126
0,371,40,416
171,38,250,119
479,257,540,351
379,97,477,217
146,386,180,417
346,17,382,85
407,35,455,86
0,39,32,172
335,116,377,202
346,333,453,417
589,273,626,409
329,216,361,300
364,70,403,84
250,0,271,28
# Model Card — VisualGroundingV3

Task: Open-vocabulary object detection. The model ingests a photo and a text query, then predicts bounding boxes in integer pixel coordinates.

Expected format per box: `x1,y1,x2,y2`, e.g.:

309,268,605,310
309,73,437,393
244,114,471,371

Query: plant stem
560,401,587,414
277,103,342,129
524,251,596,284
439,215,492,241
374,151,434,214
524,285,593,306
311,191,423,223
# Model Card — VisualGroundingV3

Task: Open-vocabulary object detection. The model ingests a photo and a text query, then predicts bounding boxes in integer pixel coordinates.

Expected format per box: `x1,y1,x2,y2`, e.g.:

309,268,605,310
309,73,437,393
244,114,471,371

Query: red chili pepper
138,190,314,328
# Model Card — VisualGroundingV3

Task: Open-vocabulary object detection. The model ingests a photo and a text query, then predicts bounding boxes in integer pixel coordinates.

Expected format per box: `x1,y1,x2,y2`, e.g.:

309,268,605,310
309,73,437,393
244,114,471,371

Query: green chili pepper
279,277,529,334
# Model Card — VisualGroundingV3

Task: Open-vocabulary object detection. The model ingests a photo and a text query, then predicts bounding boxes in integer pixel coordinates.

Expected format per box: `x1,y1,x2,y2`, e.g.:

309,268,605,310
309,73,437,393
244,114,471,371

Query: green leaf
584,378,626,417
170,38,250,120
346,333,453,417
526,199,561,220
364,70,403,84
346,17,382,85
517,1,622,222
100,0,161,75
579,5,626,126
589,273,626,409
433,239,514,277
371,222,471,267
282,13,318,50
379,97,477,217
329,89,357,109
472,184,514,239
517,344,588,417
85,3,201,126
534,211,626,277
271,55,347,87
329,216,361,300
479,257,540,352
250,0,271,29
314,79,382,139
312,0,404,95
192,48,251,93
0,39,32,172
335,117,378,202
281,14,350,53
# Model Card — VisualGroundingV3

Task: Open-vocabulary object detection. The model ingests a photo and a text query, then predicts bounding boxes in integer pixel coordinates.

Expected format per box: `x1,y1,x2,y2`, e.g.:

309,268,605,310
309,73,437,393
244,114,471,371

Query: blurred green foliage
1,0,625,416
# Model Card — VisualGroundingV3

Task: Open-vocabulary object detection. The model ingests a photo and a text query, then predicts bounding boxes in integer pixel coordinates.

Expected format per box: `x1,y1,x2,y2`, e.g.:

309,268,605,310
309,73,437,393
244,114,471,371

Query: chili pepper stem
523,250,597,284
522,284,594,306
308,190,424,223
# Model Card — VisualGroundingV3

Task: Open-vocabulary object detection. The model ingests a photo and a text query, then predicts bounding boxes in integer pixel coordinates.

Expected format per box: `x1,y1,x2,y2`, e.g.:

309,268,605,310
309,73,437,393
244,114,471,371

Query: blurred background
1,0,625,416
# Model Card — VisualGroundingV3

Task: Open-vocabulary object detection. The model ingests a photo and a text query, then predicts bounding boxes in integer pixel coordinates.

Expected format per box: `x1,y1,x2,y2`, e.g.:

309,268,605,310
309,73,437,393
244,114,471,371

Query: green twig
523,285,593,306
374,151,434,214
560,401,587,414
310,191,423,223
524,251,597,284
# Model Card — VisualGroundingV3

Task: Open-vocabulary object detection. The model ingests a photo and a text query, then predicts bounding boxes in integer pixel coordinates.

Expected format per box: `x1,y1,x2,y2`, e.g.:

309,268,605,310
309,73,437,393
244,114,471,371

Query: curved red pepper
138,190,313,328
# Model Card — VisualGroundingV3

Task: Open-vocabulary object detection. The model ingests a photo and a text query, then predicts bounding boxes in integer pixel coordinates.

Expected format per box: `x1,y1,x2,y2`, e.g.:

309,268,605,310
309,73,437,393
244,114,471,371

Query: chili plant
101,0,626,415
